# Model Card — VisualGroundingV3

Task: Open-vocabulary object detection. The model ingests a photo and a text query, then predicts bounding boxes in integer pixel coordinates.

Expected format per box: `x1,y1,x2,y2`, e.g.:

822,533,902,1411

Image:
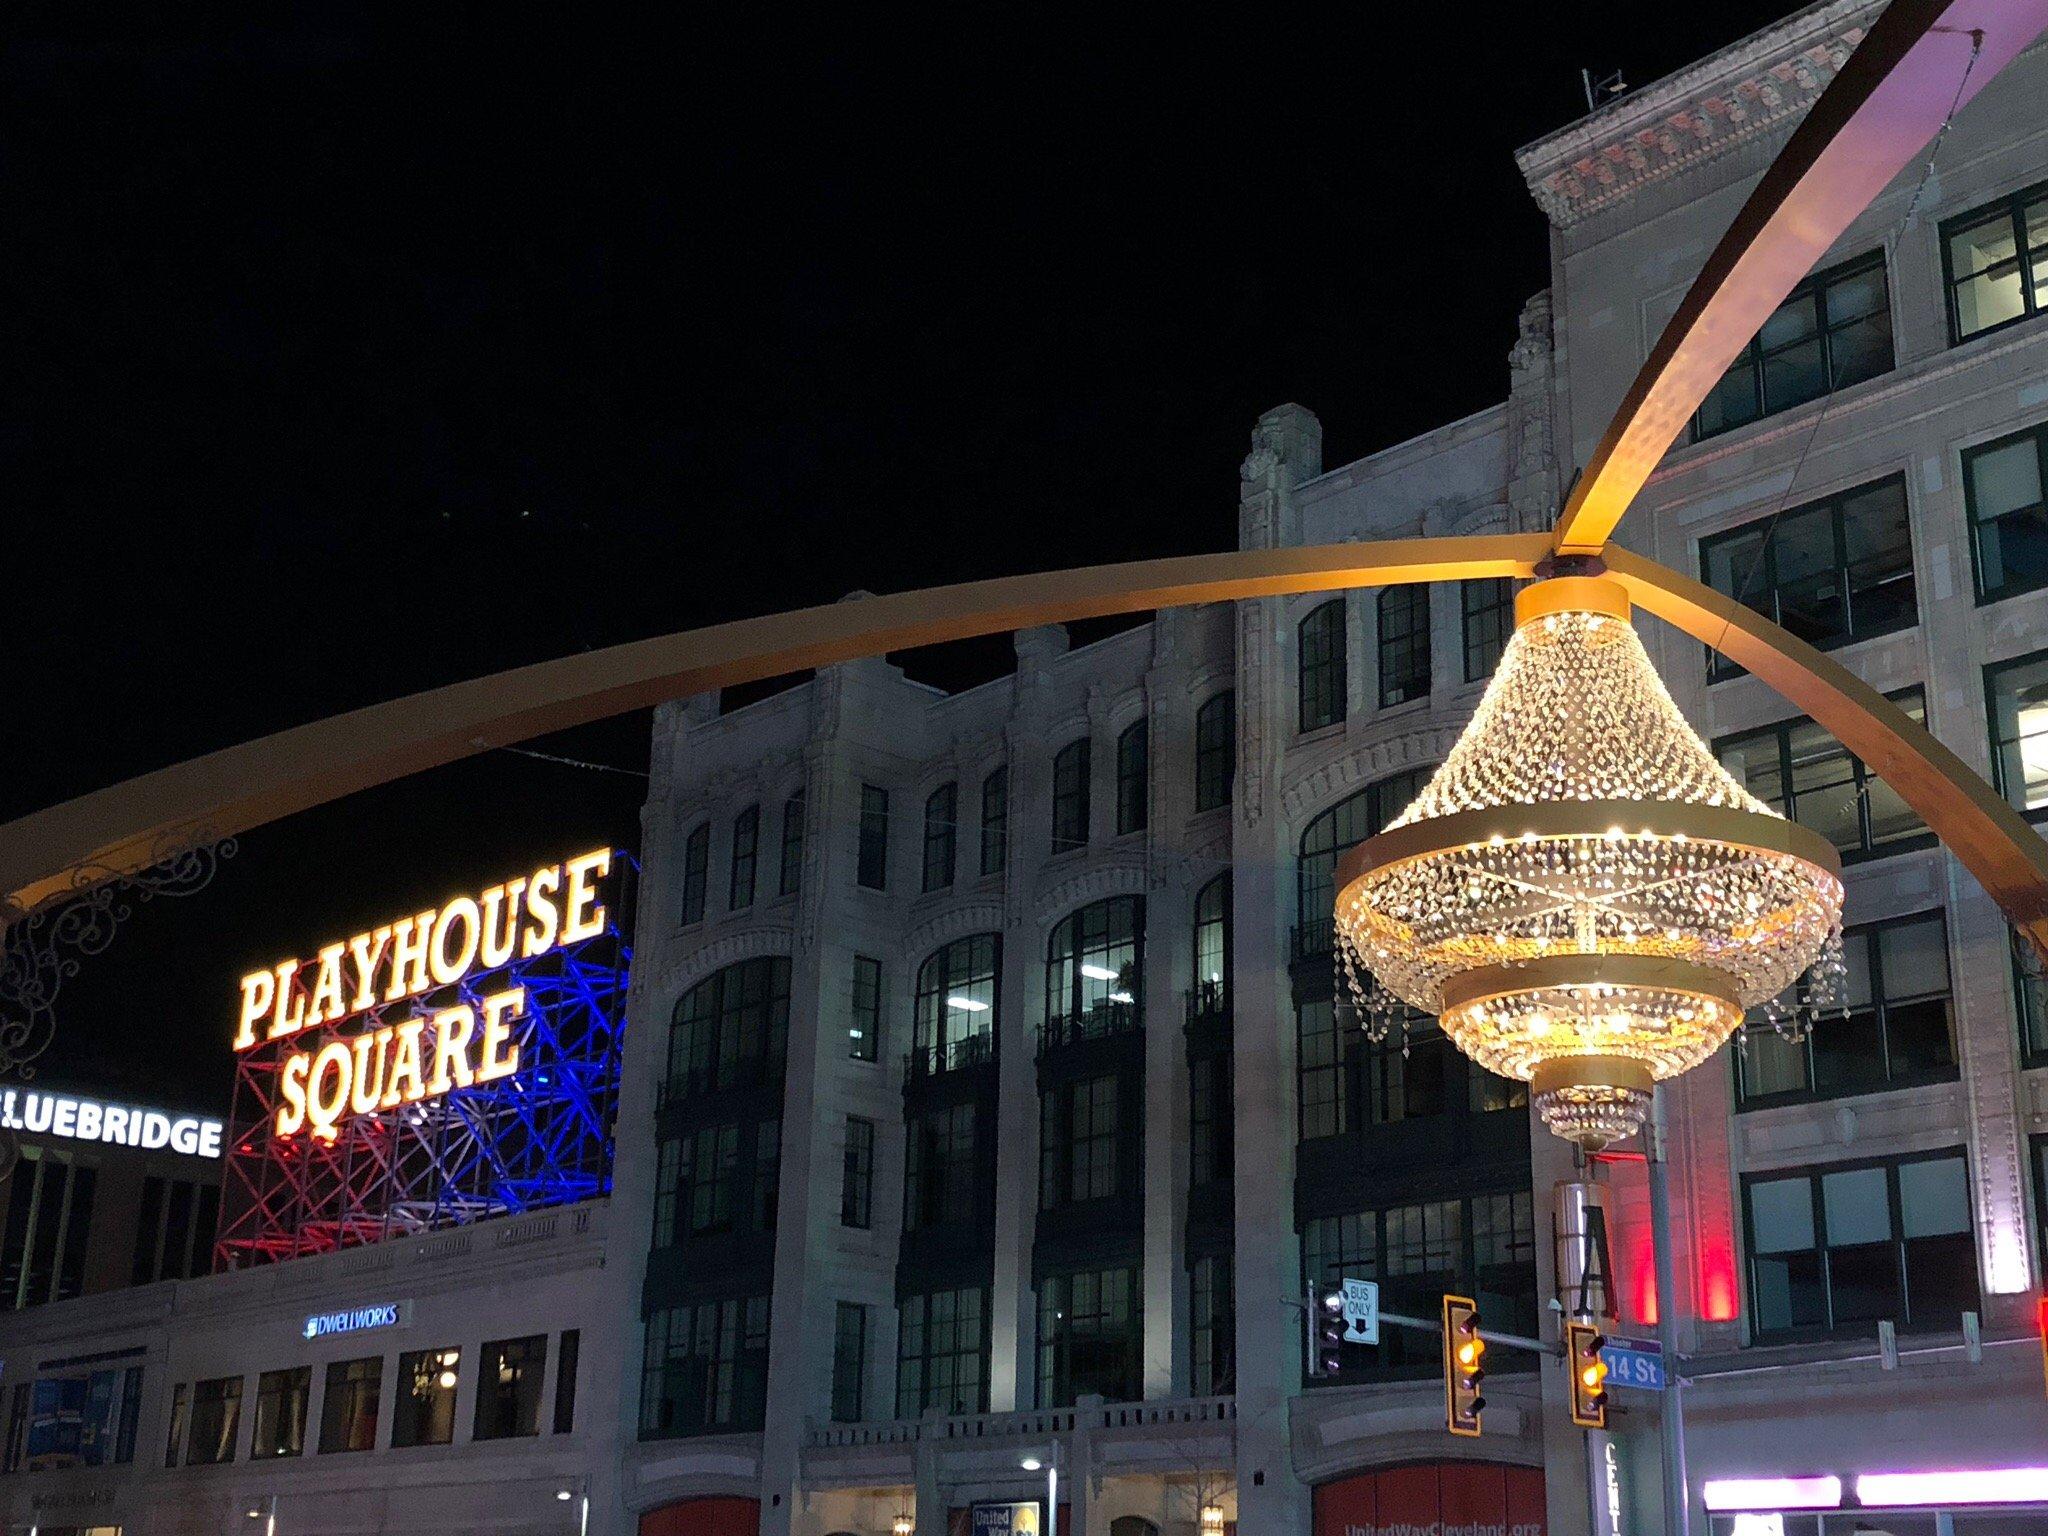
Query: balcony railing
905,1031,995,1080
1292,916,1335,961
1185,981,1229,1025
804,1393,1235,1450
1039,1001,1142,1055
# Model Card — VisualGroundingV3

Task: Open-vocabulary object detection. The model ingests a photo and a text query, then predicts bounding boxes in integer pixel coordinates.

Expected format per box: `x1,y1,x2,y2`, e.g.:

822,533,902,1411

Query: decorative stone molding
1278,727,1464,828
648,924,795,1000
1515,0,1877,228
1031,860,1149,926
902,901,1008,961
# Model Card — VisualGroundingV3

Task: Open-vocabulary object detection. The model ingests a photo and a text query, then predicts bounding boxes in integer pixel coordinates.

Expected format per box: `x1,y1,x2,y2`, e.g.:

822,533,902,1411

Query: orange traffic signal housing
1443,1294,1485,1436
1567,1321,1609,1429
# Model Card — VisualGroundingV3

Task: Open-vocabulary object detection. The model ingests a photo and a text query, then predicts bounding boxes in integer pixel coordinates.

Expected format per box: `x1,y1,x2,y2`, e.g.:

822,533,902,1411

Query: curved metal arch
1551,0,2048,554
7,538,2048,956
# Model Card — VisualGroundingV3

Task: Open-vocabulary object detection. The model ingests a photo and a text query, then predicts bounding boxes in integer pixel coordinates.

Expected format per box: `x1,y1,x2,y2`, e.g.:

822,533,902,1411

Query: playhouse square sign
234,848,615,1142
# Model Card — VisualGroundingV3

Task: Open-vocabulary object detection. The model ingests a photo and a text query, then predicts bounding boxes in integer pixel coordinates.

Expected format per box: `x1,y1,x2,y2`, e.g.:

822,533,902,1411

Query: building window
4,1384,26,1473
1052,738,1091,853
729,805,759,911
1736,911,1956,1107
639,1296,771,1438
129,1173,217,1285
1040,1074,1124,1209
1360,1018,1453,1124
1189,1053,1233,1188
841,1117,875,1229
0,1150,98,1309
1194,691,1235,811
850,954,883,1063
857,784,890,890
1115,721,1149,835
1377,586,1431,708
1298,600,1347,731
1192,873,1230,1019
392,1349,460,1448
665,956,792,1101
656,1124,736,1239
1714,688,1929,860
1302,1191,1537,1379
778,790,805,897
185,1375,242,1466
1986,648,2048,816
1036,1266,1141,1407
251,1366,308,1458
553,1330,580,1434
831,1302,868,1423
922,783,958,892
1700,477,1916,677
678,822,710,925
2017,942,2048,1064
897,1287,987,1417
1696,252,1893,439
318,1358,380,1454
1044,896,1143,1047
1462,579,1514,682
1744,1151,1977,1338
751,1119,781,1232
1296,768,1431,959
1965,423,2048,604
474,1335,545,1440
1190,1253,1235,1396
911,933,998,1076
163,1382,189,1467
1296,999,1348,1142
980,767,1009,876
1943,180,2048,344
905,1102,981,1230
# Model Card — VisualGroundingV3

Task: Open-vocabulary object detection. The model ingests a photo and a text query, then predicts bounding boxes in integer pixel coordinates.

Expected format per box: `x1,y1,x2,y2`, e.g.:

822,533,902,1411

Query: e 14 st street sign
1601,1336,1664,1391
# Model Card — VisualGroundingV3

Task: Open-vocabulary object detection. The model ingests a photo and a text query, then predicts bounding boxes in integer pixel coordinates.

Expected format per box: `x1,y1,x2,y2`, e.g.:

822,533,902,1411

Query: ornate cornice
1515,0,1878,229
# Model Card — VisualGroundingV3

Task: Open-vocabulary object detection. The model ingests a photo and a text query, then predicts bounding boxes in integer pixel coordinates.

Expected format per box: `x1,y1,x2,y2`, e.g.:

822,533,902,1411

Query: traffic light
1308,1287,1345,1378
1443,1294,1485,1436
1567,1321,1609,1429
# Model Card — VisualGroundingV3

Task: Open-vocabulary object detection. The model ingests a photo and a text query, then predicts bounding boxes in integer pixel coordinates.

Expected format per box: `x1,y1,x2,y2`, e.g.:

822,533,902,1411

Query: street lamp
893,1515,914,1536
1199,1505,1225,1534
244,1494,278,1536
1020,1444,1060,1536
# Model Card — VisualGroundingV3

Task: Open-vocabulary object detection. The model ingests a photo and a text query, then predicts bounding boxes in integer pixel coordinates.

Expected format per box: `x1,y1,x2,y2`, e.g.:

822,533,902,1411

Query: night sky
2,6,1794,1112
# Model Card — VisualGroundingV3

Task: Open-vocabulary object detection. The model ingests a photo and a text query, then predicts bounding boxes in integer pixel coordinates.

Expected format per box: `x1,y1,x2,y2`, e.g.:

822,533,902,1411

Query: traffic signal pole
1646,1087,1691,1536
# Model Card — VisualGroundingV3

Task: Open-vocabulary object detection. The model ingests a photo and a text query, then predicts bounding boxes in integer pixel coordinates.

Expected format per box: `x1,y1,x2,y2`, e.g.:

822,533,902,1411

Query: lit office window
1714,689,1929,859
392,1348,460,1448
1044,897,1142,1046
911,934,997,1076
1964,421,2048,602
1987,649,2048,815
1695,252,1893,438
1943,181,2048,343
1191,873,1230,1019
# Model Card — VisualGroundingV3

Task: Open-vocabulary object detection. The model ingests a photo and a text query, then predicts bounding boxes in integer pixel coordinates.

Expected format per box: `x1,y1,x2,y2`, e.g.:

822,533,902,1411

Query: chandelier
1334,574,1844,1148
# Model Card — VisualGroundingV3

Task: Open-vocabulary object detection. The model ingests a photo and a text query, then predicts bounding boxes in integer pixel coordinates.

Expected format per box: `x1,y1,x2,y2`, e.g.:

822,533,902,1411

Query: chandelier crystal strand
1333,575,1844,1148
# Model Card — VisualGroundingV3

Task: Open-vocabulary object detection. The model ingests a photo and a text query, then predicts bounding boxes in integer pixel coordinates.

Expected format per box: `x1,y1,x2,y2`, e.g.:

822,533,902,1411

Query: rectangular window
163,1381,189,1468
1377,586,1431,708
922,783,957,892
1297,999,1348,1141
1189,1052,1233,1187
778,790,805,897
474,1334,546,1440
850,954,882,1062
831,1301,867,1423
185,1375,242,1466
1745,1150,1976,1338
1052,739,1091,853
1987,648,2048,816
318,1357,381,1454
678,823,710,925
979,767,1009,875
553,1330,580,1434
1040,1074,1122,1209
2,1151,99,1309
905,1101,980,1230
1736,911,1955,1107
729,805,759,911
1965,423,2048,603
1189,1253,1235,1396
1696,252,1893,438
639,1296,771,1438
1700,477,1916,677
392,1348,460,1448
1714,687,1929,859
857,785,890,889
1361,1018,1454,1125
752,1119,781,1232
1943,180,2048,343
251,1366,309,1458
841,1117,875,1229
1194,692,1235,811
1461,579,1513,682
1036,1266,1142,1407
1299,600,1347,731
897,1286,987,1418
1115,722,1149,836
3,1383,25,1473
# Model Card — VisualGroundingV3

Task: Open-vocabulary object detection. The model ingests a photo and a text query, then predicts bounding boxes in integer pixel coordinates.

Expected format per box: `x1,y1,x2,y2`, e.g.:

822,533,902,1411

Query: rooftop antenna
1581,67,1628,112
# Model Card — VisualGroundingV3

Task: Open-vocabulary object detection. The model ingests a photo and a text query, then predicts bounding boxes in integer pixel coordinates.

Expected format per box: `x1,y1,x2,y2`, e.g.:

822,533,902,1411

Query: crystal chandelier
1334,574,1844,1148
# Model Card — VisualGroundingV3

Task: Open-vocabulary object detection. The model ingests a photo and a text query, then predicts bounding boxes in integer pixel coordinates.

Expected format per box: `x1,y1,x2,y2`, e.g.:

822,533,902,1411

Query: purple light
1856,1468,2048,1506
1701,1477,1842,1512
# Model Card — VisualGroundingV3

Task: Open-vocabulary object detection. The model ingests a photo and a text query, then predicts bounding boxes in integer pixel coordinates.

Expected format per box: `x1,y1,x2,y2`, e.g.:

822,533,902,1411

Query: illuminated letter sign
0,1089,223,1159
237,848,616,1141
302,1300,409,1340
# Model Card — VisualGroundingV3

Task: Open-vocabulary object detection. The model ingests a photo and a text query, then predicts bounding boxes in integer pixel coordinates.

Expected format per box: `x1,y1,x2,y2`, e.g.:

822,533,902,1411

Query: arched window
1115,721,1149,836
912,934,1000,1075
1194,691,1235,811
1298,600,1347,731
1296,768,1432,956
729,805,760,910
1192,874,1230,1018
1045,896,1143,1046
777,790,805,897
664,956,791,1101
1052,739,1091,853
677,822,710,926
922,783,958,893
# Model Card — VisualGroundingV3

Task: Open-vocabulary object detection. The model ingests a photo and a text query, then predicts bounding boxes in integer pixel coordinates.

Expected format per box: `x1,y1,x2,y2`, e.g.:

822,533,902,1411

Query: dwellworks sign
302,1301,408,1340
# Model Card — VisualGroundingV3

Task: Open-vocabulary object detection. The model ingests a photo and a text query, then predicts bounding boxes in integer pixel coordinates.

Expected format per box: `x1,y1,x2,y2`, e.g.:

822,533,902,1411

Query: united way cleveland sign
1313,1463,1545,1536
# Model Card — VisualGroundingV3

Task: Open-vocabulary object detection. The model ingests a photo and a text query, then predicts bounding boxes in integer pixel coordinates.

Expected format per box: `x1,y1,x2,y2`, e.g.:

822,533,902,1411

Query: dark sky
1,5,1793,1111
